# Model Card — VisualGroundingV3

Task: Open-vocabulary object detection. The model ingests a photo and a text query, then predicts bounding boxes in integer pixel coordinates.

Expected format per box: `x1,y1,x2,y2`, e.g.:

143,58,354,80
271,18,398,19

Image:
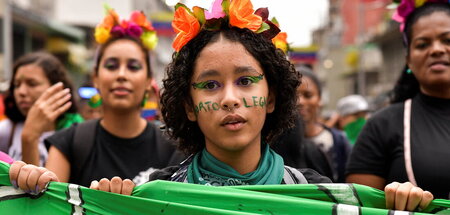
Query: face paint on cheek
205,101,212,111
212,102,220,110
194,101,213,114
194,96,268,113
243,97,253,108
259,96,267,107
252,96,259,107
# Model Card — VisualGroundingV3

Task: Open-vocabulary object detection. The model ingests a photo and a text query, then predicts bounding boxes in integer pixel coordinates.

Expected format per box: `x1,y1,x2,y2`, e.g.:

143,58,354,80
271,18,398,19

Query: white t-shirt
0,119,52,166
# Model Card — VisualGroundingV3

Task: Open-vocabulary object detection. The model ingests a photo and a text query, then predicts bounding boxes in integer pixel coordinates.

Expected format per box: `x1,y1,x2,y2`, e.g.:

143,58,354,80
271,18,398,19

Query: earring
406,68,412,74
141,92,149,107
88,94,102,108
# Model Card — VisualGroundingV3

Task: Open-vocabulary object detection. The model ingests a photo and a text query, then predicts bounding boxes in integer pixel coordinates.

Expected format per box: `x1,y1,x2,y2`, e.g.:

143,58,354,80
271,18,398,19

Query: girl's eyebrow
235,66,260,75
196,69,220,81
195,66,261,81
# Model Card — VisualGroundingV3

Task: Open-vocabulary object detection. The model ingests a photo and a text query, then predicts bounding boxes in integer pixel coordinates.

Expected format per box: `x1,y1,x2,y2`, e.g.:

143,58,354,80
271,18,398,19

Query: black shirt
271,116,334,181
46,121,183,187
347,93,450,199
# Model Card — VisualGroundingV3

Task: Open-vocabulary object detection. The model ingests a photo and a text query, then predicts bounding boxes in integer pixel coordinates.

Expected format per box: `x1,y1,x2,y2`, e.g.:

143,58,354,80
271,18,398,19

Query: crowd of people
1,0,449,212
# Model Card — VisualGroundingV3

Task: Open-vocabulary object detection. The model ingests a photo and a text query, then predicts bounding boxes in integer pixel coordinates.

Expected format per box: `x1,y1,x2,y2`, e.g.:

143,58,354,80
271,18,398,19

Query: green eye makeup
192,74,264,90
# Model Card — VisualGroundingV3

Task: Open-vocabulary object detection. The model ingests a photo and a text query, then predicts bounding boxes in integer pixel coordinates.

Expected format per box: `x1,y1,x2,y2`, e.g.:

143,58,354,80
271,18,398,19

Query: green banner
1,161,450,214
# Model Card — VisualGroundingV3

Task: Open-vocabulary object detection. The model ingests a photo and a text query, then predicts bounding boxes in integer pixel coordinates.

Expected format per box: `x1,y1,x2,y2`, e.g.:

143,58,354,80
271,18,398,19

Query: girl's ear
266,90,276,113
185,101,197,121
146,78,153,92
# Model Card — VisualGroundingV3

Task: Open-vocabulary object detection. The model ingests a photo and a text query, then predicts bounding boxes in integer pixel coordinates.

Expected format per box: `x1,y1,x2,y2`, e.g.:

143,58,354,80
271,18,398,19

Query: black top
346,93,450,199
271,116,334,181
46,121,184,187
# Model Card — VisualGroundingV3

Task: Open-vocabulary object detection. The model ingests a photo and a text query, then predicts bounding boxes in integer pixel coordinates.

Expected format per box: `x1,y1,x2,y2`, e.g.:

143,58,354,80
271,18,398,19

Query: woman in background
0,52,82,166
347,2,450,199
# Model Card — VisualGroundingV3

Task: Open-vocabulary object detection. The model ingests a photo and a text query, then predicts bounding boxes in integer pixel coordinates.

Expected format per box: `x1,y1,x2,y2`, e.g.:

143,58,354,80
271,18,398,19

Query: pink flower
126,22,144,38
111,25,126,37
204,0,225,19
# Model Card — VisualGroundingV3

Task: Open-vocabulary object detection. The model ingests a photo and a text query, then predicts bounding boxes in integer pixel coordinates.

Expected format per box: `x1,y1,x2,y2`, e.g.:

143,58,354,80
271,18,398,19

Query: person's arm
346,173,386,190
21,83,72,165
45,146,71,182
346,109,395,186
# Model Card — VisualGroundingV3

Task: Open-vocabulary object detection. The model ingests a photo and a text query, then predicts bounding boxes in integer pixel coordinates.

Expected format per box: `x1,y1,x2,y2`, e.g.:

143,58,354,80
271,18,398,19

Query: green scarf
187,144,284,186
56,113,84,130
344,117,366,145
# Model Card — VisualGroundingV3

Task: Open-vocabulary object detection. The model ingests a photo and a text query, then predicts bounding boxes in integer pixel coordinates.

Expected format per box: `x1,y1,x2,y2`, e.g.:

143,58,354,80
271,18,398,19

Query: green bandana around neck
187,144,284,186
344,117,367,145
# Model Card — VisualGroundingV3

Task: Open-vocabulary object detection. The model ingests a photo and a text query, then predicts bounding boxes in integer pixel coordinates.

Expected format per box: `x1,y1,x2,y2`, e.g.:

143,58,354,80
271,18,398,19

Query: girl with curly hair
10,0,434,211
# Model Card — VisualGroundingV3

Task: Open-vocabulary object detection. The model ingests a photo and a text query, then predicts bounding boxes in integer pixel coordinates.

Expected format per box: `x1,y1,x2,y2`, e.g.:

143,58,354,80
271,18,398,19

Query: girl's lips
222,121,246,131
220,114,247,131
111,88,132,96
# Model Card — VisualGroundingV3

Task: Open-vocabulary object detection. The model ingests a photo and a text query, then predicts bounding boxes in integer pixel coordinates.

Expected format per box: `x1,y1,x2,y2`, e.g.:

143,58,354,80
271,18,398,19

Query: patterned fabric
1,161,450,214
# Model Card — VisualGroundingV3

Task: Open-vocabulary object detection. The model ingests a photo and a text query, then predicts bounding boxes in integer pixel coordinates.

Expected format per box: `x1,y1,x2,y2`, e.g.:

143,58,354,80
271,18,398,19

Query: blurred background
0,0,404,114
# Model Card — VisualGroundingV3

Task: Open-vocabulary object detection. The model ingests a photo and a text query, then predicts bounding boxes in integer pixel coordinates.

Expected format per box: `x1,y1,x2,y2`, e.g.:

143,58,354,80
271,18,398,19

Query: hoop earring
88,94,102,108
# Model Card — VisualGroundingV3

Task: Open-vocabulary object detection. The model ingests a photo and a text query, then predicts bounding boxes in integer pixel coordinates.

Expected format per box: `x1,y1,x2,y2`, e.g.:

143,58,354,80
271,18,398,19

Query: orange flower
130,11,154,31
229,0,262,31
172,6,201,52
272,32,288,52
100,9,119,30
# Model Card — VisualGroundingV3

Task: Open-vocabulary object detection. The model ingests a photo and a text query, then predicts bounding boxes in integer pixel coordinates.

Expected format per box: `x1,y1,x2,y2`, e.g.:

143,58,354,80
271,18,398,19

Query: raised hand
23,82,72,133
21,82,72,165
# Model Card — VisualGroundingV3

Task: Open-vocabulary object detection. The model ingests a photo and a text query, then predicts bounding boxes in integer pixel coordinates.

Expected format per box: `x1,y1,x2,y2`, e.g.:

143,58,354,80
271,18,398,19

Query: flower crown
392,0,450,32
172,0,281,52
94,5,158,50
270,17,289,53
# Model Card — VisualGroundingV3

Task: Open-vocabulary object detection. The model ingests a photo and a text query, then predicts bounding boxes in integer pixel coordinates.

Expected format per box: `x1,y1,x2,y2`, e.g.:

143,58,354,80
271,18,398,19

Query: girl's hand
9,161,59,194
23,82,72,134
90,177,135,196
385,182,434,211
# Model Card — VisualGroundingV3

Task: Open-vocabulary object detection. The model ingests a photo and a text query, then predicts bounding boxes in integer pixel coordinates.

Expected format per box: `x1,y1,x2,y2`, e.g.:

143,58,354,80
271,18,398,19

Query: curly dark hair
161,27,301,154
392,3,450,103
4,51,77,123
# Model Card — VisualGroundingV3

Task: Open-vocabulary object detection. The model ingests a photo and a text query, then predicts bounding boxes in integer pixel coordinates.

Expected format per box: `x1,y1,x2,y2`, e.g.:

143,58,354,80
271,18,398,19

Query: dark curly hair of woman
161,27,301,154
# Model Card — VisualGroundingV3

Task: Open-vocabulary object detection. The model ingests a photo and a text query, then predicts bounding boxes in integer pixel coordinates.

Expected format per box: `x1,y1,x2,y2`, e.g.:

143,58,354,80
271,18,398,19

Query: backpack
71,119,99,178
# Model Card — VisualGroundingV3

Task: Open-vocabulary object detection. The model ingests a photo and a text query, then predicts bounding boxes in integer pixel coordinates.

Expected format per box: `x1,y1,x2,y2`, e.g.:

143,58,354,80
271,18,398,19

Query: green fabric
2,161,450,214
187,144,284,186
344,117,367,145
56,113,84,130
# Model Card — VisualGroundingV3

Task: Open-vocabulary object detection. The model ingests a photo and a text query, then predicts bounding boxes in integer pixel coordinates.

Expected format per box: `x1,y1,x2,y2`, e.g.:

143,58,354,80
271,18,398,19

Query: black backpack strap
72,119,99,178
